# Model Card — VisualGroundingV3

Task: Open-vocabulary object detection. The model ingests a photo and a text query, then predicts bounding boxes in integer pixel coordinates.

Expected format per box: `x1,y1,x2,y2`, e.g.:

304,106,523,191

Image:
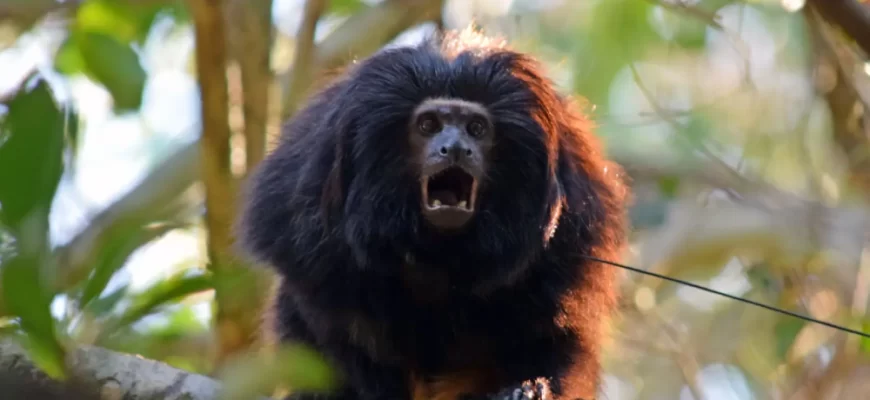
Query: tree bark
807,0,870,56
804,4,870,197
225,0,274,171
0,339,228,400
188,0,271,367
0,339,554,400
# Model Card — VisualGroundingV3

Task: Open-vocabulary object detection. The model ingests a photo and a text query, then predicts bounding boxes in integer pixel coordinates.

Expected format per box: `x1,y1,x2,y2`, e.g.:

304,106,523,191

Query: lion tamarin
238,29,629,400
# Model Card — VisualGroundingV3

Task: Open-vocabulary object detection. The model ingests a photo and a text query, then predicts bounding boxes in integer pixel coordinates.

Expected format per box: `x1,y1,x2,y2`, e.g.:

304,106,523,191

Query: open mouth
422,166,478,212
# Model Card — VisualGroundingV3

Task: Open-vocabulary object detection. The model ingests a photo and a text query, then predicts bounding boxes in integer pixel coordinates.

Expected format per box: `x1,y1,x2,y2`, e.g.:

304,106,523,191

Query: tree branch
0,339,226,400
188,0,271,366
807,0,870,56
225,0,275,171
0,338,562,400
805,6,870,196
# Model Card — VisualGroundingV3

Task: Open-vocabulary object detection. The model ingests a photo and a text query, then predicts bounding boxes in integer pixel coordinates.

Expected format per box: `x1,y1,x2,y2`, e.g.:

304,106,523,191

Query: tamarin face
408,98,493,231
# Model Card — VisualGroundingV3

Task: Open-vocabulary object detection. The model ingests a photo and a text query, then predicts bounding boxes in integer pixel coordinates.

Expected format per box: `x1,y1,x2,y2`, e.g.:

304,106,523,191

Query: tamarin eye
418,113,442,135
467,119,486,138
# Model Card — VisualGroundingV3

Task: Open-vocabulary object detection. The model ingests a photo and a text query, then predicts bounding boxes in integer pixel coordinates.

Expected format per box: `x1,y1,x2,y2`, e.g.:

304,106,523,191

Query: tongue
431,190,459,206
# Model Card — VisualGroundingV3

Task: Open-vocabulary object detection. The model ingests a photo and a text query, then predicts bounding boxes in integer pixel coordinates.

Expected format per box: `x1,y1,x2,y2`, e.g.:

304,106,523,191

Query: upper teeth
429,200,470,209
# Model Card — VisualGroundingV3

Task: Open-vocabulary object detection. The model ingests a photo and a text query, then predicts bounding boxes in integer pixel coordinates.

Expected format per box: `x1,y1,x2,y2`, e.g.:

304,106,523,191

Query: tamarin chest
399,254,453,305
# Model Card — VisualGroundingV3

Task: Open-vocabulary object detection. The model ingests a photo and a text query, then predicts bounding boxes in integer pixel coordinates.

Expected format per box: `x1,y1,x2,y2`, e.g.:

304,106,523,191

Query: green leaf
0,318,21,336
657,176,681,198
75,0,165,44
79,223,176,309
571,0,665,114
681,113,713,147
98,269,213,339
82,284,128,317
773,318,803,360
1,255,66,379
147,304,208,338
54,36,89,76
0,76,70,233
329,0,367,15
654,0,734,49
58,0,177,111
218,344,339,400
77,31,147,112
0,77,66,377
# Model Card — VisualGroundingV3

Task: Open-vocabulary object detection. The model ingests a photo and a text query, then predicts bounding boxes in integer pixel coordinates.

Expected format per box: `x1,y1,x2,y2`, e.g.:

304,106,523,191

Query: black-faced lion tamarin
238,29,629,400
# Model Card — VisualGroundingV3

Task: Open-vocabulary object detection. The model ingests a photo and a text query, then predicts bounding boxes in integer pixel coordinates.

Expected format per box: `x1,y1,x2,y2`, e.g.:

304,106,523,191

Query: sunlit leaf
79,223,176,309
572,0,664,114
82,284,128,317
653,0,732,48
0,77,67,378
218,344,339,400
330,0,367,15
97,306,212,374
680,113,713,148
0,317,21,336
75,0,165,44
773,318,803,360
98,269,213,338
147,305,209,338
57,0,182,110
657,176,681,198
862,320,870,353
0,76,70,232
77,31,147,112
54,36,89,76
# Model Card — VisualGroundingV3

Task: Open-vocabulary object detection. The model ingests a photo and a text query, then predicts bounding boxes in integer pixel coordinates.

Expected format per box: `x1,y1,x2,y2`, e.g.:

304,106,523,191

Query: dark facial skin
408,98,494,231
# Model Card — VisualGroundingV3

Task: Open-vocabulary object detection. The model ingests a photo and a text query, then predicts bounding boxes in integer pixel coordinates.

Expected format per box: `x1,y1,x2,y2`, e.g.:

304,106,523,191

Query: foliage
0,77,73,379
54,0,188,111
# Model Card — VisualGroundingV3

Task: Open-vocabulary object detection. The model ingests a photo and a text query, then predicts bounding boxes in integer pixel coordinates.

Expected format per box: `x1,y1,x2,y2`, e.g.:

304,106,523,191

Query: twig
625,62,764,203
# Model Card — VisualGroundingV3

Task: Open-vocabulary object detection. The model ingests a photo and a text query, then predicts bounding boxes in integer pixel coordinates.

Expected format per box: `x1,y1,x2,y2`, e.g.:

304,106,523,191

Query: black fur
238,29,629,400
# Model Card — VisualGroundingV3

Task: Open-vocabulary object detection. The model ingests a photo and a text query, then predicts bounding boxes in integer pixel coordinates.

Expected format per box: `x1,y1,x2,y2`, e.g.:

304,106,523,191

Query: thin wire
581,255,870,340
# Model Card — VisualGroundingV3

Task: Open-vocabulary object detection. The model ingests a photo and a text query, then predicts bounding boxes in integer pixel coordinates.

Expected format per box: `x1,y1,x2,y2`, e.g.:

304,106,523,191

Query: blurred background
1,0,869,399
